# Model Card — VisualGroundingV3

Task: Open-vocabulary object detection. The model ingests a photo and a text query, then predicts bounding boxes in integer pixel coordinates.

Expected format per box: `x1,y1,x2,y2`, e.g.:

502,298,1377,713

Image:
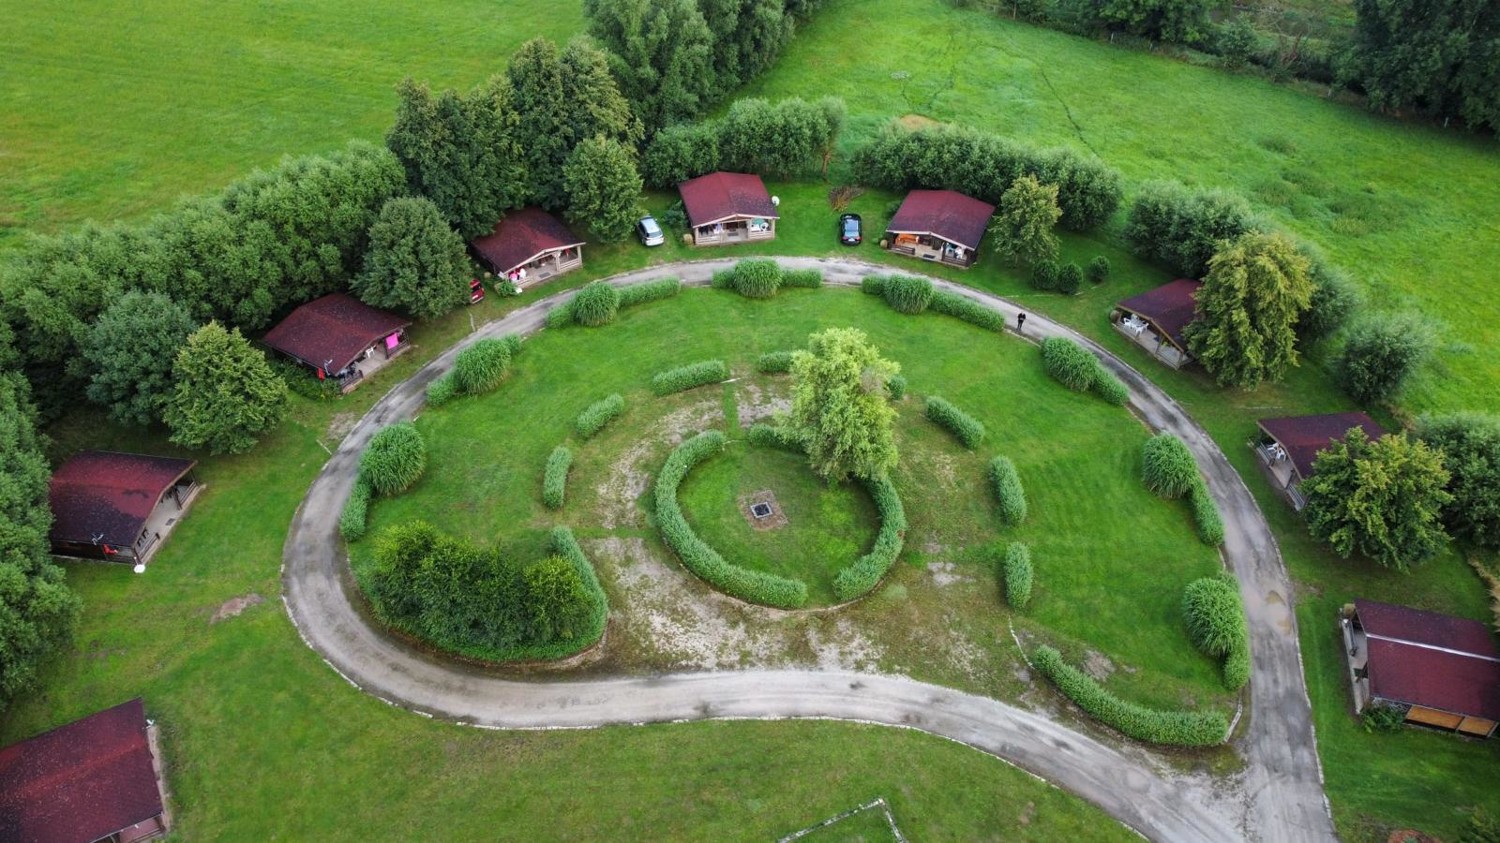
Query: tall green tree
992,174,1062,266
788,327,900,482
353,197,471,320
1097,0,1213,43
0,373,81,708
1344,0,1500,130
1302,429,1452,572
559,38,645,151
386,79,523,237
1332,310,1434,406
163,322,288,455
563,137,645,243
700,0,794,98
583,0,715,133
1185,231,1314,389
1417,413,1500,550
82,291,199,426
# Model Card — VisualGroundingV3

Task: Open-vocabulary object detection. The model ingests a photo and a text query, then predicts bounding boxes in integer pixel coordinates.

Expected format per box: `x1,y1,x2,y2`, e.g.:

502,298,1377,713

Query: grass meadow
5,0,1500,838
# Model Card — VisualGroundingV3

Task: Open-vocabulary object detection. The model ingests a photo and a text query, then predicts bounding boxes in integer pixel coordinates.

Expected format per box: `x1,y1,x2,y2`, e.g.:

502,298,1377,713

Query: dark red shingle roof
678,172,778,227
885,189,996,251
1257,412,1386,479
1356,600,1500,721
261,293,411,373
469,207,585,275
1116,279,1203,349
0,698,165,843
49,451,196,548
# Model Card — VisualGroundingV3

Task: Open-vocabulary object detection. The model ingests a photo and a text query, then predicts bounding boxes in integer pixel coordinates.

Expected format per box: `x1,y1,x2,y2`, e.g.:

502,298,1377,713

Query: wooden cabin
881,189,995,269
1112,279,1203,369
470,207,585,288
49,451,201,565
1254,413,1386,510
261,293,411,393
678,172,778,246
1341,600,1500,738
0,698,171,842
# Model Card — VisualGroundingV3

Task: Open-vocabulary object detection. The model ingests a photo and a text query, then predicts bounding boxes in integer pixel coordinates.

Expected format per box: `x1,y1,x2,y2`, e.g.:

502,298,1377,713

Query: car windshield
642,218,661,235
843,218,859,235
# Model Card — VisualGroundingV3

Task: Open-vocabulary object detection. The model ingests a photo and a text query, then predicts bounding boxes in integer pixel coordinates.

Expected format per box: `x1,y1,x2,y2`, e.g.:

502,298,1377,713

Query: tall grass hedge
549,525,609,648
725,258,783,298
339,476,373,542
781,268,823,289
542,446,572,509
575,394,626,439
1142,434,1198,499
747,423,805,453
1040,337,1098,392
654,431,809,608
425,372,459,407
617,277,682,307
989,455,1028,525
1182,573,1250,691
571,281,621,327
1001,542,1033,609
881,274,934,314
1031,646,1230,746
361,422,427,496
925,396,986,448
929,291,1005,331
832,474,908,602
756,351,795,374
651,360,729,395
1189,482,1226,546
453,335,521,395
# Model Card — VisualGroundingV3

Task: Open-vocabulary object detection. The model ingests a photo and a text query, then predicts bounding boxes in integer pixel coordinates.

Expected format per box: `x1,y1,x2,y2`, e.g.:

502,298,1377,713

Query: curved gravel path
282,257,1334,842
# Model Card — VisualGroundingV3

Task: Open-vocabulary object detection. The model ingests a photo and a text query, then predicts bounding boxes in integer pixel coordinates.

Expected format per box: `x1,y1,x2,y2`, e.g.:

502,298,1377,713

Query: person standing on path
1016,312,1027,333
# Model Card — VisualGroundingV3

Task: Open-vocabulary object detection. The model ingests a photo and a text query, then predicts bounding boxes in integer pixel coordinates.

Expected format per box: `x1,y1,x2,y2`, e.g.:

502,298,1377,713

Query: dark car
839,213,862,246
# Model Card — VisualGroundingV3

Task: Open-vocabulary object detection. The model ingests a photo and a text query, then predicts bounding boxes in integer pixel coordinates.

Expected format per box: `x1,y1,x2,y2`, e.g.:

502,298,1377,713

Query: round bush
1040,337,1098,392
1141,433,1198,499
572,281,621,327
361,422,427,497
732,259,782,299
886,373,908,401
1087,255,1111,284
1031,260,1059,291
883,275,934,314
1181,574,1246,658
453,338,514,395
1057,263,1084,295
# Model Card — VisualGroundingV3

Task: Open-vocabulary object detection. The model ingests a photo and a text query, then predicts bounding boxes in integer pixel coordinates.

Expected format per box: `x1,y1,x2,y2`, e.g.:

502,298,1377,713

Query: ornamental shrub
1142,434,1198,499
832,474,907,601
1332,311,1435,406
860,275,887,296
1182,573,1250,690
729,258,783,298
655,431,810,608
1087,255,1111,284
886,374,908,401
453,336,519,395
756,351,795,374
747,423,805,453
1093,371,1130,406
575,394,625,439
1001,542,1033,609
545,304,575,329
1040,337,1097,391
1031,260,1059,291
1362,703,1406,734
989,456,1028,525
710,267,736,290
361,422,427,497
340,477,373,542
548,526,608,645
882,274,934,314
618,277,683,308
425,373,459,407
650,360,730,395
571,281,621,327
543,446,572,509
782,268,823,289
1189,482,1226,546
925,396,986,448
929,291,1005,331
1031,645,1229,746
1056,262,1084,295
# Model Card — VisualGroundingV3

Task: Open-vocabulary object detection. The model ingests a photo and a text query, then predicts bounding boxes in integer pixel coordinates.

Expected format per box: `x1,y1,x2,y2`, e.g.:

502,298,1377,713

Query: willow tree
1185,231,1313,389
788,327,900,482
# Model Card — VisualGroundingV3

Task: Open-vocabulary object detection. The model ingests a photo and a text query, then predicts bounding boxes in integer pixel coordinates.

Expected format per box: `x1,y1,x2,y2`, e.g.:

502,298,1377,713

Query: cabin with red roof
678,172,778,246
1341,600,1500,737
1255,413,1386,510
469,207,585,288
1113,279,1203,369
0,698,171,842
49,451,201,565
261,293,411,393
881,190,995,269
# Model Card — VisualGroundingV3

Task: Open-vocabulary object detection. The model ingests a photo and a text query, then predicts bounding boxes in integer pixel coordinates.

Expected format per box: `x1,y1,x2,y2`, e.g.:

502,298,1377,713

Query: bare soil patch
212,592,264,623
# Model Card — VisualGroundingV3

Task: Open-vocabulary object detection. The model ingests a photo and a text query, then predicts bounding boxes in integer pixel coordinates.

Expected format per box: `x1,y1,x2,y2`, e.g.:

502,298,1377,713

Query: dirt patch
737,382,790,428
927,561,970,587
898,113,942,130
1082,649,1115,682
738,489,788,530
212,592,264,623
326,412,358,442
595,399,723,529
